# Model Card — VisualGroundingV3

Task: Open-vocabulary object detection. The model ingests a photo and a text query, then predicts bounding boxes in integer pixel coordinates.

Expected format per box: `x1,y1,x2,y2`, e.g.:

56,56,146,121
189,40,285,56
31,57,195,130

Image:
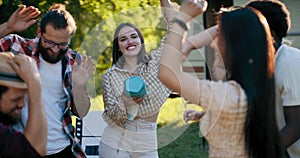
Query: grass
156,97,208,158
78,96,209,158
158,122,208,158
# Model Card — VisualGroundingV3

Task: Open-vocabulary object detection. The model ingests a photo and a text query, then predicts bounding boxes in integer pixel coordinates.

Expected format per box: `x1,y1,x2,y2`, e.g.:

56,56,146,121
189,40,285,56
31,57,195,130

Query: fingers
7,59,21,74
15,5,26,14
8,54,36,82
122,92,145,106
184,112,192,122
184,109,202,122
23,20,38,30
86,56,96,75
133,96,144,104
19,6,40,19
79,55,96,76
178,0,207,21
122,96,137,106
15,5,40,29
183,110,193,122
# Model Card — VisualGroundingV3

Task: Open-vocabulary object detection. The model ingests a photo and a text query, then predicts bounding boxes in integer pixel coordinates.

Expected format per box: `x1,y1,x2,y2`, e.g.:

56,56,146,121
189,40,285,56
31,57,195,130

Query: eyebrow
42,34,69,44
119,32,138,39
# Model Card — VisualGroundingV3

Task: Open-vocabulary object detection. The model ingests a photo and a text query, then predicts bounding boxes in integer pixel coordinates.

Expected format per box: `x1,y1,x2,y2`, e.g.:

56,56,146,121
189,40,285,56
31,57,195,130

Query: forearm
103,102,127,125
159,13,187,91
159,1,206,105
101,74,127,125
186,25,217,50
280,125,300,148
280,106,300,148
24,80,47,156
72,85,91,118
0,22,12,38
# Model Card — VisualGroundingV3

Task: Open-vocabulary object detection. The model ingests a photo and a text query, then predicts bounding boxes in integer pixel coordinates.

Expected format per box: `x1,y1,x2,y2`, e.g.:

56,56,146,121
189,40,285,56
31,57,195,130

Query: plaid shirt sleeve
102,71,127,126
0,34,36,55
62,52,88,158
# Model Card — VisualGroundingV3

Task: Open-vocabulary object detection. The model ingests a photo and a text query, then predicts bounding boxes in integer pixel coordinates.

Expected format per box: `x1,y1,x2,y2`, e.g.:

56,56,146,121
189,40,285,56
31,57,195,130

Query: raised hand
183,109,205,122
178,0,208,23
9,53,40,86
72,56,95,88
160,0,177,24
6,5,40,33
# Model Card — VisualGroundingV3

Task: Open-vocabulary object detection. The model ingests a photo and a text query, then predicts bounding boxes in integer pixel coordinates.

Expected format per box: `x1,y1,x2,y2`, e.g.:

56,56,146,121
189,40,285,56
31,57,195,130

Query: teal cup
124,76,147,120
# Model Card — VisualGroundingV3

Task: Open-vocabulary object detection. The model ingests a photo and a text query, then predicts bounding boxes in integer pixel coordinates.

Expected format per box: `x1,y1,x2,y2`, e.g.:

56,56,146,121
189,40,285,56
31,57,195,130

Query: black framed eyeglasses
41,34,70,50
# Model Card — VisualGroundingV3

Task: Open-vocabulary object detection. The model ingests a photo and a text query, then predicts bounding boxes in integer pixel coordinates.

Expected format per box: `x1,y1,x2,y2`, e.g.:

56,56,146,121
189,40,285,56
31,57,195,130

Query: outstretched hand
178,0,208,23
72,56,95,88
183,109,205,122
160,0,177,24
6,5,40,33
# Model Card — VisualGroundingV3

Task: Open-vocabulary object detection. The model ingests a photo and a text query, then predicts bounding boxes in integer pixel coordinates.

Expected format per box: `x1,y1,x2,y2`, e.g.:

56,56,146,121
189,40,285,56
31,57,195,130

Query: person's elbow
38,147,47,157
78,109,89,119
32,140,47,157
75,107,89,119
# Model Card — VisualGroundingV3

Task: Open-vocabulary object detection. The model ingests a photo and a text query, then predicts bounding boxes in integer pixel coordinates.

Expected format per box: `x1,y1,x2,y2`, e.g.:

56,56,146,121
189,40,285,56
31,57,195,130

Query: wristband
172,18,188,31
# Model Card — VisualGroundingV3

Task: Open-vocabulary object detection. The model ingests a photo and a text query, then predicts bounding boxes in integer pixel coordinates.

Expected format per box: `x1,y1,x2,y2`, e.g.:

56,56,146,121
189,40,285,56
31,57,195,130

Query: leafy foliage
0,0,178,96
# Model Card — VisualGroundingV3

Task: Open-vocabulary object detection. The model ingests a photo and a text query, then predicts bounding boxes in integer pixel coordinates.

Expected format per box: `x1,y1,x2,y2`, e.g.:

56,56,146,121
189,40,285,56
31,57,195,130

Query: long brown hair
218,7,283,157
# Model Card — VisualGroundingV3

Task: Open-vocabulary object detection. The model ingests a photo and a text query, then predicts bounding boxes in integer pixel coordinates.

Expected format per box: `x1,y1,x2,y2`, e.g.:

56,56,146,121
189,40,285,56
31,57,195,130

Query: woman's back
199,80,248,157
159,1,284,157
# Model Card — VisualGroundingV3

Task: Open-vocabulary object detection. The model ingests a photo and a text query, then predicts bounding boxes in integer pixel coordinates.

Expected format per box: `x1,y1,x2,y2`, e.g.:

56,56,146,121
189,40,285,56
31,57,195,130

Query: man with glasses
0,4,95,158
41,34,69,50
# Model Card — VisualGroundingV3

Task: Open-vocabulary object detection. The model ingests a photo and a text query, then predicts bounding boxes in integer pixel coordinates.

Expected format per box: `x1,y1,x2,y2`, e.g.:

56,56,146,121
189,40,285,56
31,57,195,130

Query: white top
14,56,70,155
275,44,300,157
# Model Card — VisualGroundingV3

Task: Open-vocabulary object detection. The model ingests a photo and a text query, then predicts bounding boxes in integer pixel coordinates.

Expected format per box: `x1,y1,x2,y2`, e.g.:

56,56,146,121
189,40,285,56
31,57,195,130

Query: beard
0,111,20,126
38,42,68,64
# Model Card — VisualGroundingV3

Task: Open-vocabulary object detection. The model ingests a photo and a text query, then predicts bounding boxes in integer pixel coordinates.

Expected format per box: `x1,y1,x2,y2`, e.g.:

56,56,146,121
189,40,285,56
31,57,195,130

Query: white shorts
99,119,158,158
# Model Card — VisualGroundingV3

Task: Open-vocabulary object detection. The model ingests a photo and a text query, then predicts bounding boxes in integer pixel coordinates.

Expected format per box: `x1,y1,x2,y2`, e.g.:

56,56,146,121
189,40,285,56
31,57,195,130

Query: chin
125,51,139,56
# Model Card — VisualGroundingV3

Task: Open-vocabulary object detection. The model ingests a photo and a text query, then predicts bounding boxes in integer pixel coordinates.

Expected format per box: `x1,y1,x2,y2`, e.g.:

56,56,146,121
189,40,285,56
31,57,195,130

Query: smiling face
117,26,142,57
38,24,72,63
0,87,27,125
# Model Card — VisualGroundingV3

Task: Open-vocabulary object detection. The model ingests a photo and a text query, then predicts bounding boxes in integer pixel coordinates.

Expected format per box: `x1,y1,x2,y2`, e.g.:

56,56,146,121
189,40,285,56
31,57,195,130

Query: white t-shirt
14,56,70,155
275,44,300,157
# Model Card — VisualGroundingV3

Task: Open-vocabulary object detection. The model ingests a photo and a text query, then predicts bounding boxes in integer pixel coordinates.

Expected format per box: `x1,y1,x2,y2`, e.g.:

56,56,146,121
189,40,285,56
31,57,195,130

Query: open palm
72,56,95,88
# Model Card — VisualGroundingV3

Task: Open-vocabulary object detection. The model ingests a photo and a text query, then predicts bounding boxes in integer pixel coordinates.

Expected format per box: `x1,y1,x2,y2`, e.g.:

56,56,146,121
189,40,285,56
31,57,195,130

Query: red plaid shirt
0,34,87,158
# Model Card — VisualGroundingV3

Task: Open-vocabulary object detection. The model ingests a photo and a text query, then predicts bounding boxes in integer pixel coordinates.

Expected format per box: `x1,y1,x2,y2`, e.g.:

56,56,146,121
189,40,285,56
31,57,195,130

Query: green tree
75,0,173,96
0,0,180,96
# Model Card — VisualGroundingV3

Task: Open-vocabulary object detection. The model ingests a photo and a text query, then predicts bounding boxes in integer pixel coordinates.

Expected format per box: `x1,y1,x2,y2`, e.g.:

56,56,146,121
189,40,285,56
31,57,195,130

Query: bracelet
171,18,188,31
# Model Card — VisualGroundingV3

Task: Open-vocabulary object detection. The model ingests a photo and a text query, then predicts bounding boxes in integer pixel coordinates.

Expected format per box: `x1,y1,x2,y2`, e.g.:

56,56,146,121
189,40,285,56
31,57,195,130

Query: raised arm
158,0,207,105
10,54,47,156
182,25,217,58
160,0,177,24
72,56,95,118
0,5,40,38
